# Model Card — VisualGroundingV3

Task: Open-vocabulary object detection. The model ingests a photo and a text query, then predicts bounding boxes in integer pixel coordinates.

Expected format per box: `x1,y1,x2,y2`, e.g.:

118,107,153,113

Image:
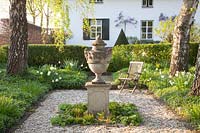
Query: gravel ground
14,90,194,133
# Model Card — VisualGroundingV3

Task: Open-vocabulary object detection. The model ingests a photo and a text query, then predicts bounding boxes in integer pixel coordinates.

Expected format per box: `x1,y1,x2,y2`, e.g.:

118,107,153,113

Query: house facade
68,0,200,47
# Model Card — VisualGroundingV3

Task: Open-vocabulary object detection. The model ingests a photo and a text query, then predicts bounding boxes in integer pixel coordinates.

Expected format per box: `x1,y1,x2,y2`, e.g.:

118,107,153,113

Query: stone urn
84,36,112,84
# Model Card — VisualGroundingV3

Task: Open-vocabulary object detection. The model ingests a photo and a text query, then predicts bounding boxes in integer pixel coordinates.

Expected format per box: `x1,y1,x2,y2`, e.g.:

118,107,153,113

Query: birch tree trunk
7,0,28,75
191,45,200,96
170,0,199,76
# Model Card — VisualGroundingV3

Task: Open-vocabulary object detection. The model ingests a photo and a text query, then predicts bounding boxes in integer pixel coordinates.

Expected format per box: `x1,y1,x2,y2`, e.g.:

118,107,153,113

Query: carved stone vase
84,36,112,84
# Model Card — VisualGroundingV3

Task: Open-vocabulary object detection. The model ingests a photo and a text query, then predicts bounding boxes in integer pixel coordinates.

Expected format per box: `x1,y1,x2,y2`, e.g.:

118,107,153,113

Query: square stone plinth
85,82,111,116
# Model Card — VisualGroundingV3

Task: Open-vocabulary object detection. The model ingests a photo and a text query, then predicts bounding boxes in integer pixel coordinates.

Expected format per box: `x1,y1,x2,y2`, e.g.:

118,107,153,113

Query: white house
68,0,200,47
1,0,200,47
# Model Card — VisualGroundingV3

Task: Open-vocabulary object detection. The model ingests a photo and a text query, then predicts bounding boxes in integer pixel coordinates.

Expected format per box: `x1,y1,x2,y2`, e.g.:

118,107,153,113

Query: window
142,0,153,8
83,18,109,40
89,0,103,3
90,20,102,39
141,20,153,40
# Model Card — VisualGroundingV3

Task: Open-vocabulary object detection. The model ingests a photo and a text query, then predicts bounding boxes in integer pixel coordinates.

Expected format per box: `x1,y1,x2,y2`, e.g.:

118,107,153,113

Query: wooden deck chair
118,61,144,93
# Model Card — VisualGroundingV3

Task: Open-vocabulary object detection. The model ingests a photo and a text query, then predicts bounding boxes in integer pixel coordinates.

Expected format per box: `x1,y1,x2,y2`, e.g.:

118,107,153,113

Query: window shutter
83,18,90,40
102,19,109,40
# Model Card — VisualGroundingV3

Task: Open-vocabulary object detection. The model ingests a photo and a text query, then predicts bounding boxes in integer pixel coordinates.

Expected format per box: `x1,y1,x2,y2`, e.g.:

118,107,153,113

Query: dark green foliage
28,44,87,67
0,65,87,132
0,43,199,72
0,44,87,66
114,29,129,46
51,102,142,126
0,46,7,64
30,64,87,89
113,64,200,129
0,73,49,132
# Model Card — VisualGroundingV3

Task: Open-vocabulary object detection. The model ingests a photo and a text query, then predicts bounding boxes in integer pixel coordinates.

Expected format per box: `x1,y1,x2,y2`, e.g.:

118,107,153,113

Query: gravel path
14,90,193,133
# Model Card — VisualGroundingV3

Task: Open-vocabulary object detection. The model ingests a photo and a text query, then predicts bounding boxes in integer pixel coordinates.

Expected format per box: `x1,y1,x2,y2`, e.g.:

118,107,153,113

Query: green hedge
108,43,199,71
28,44,87,66
0,43,199,72
0,46,7,64
0,44,87,66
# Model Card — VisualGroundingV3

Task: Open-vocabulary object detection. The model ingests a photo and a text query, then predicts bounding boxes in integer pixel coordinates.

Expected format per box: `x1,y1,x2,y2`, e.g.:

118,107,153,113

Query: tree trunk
170,0,199,76
7,0,28,75
191,45,200,96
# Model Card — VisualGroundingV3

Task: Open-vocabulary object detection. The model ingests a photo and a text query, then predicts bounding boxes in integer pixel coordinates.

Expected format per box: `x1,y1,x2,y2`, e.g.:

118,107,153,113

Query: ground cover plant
51,102,142,126
113,63,200,129
0,71,50,133
0,61,87,133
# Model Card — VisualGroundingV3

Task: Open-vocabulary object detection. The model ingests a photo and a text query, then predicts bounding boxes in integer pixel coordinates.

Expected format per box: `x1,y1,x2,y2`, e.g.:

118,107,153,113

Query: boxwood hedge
0,43,199,72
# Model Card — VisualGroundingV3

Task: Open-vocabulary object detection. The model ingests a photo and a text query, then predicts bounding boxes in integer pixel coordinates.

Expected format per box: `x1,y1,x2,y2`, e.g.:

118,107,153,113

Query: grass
51,102,142,126
113,63,200,130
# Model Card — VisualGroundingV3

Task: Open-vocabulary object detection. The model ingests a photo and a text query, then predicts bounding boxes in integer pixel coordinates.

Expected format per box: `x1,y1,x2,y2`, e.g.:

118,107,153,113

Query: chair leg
132,83,138,93
120,80,127,93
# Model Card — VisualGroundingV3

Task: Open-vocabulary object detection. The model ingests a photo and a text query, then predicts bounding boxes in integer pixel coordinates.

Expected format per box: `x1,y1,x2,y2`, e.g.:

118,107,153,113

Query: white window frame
141,20,153,40
142,0,153,8
90,19,102,39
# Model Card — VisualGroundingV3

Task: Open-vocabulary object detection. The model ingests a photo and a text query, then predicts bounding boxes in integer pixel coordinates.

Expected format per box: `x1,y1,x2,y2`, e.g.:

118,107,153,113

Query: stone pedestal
85,82,111,116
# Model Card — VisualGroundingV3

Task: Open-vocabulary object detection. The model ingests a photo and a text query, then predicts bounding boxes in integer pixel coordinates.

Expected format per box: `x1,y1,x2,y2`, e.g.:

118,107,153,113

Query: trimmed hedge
0,46,7,64
0,44,87,66
108,43,199,71
28,44,87,66
0,43,199,72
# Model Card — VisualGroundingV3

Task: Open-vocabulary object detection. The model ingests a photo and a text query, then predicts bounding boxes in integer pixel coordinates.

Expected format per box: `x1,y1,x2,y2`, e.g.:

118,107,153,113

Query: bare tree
27,0,40,24
7,0,28,75
115,11,137,33
170,0,199,76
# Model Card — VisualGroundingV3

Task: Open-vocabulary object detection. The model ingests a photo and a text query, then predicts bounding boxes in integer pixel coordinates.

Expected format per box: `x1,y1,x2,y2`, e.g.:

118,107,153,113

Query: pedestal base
85,82,111,116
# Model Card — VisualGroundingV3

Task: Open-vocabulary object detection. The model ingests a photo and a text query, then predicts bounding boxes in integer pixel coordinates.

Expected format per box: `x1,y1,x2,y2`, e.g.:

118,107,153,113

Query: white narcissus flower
159,69,162,75
70,63,73,66
55,79,59,82
169,80,174,85
161,75,165,79
40,72,43,75
36,71,39,74
50,66,54,70
181,71,185,76
52,80,55,83
175,73,179,77
47,71,51,76
184,81,188,85
59,77,62,80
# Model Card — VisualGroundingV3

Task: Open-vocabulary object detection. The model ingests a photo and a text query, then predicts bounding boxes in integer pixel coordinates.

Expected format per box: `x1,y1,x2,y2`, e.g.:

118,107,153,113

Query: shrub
155,18,200,43
51,102,142,126
0,72,50,132
0,43,199,72
114,29,129,46
28,44,87,67
0,46,7,64
109,43,199,72
127,36,140,44
32,64,87,89
113,64,200,129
